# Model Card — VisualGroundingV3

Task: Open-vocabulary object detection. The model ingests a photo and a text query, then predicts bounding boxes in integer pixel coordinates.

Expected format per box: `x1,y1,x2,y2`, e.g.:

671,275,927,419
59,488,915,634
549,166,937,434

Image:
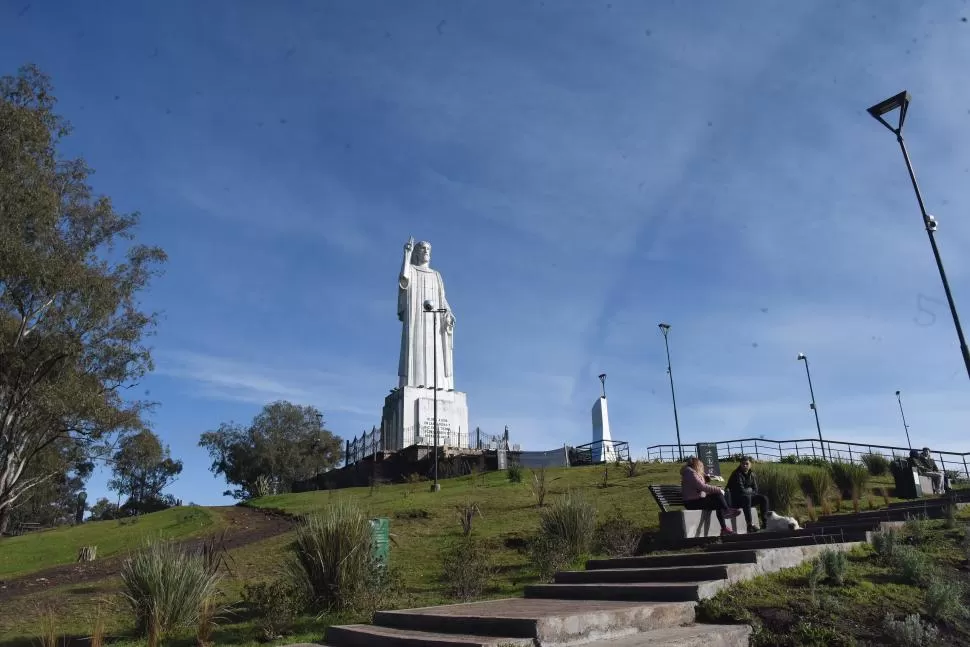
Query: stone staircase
314,494,967,646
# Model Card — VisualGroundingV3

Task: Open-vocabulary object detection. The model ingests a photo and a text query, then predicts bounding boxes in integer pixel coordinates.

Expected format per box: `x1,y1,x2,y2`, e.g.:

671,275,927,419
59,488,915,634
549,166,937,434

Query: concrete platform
370,598,696,644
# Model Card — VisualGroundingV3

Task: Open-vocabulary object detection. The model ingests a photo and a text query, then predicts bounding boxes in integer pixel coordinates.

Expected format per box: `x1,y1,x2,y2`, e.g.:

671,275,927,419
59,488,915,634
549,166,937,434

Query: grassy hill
0,460,900,646
0,506,218,580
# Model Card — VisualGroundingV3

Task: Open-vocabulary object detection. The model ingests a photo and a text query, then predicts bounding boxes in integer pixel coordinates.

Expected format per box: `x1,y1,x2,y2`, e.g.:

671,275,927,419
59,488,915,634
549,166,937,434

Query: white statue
398,237,455,391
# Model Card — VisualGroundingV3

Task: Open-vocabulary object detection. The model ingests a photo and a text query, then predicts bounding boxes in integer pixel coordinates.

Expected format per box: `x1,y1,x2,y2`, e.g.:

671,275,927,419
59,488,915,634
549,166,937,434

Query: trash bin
369,517,389,567
890,458,918,499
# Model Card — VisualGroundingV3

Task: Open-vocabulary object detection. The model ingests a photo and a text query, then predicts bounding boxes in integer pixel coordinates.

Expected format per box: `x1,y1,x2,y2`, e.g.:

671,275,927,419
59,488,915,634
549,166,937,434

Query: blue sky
3,1,970,506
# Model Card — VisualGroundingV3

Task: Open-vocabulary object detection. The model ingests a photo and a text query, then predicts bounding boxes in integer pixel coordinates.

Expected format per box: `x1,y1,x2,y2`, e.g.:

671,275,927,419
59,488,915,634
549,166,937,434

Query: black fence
571,439,631,466
346,428,383,467
643,437,970,479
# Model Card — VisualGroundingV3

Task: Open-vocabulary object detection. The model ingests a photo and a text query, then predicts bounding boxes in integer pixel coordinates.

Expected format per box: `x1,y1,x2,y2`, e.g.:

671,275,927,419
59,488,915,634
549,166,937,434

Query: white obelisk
592,373,617,463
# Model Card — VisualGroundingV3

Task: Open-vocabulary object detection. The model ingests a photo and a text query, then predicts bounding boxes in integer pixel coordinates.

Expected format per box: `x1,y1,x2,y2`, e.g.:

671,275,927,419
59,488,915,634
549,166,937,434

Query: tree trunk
0,504,11,535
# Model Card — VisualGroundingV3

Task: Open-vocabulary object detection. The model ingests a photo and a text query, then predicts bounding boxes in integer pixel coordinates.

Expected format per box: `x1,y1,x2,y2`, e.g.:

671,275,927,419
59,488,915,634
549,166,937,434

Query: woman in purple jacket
681,456,741,535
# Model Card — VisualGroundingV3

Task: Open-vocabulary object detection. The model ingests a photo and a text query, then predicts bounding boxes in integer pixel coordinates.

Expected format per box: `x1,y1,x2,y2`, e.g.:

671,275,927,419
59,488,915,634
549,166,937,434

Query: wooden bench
648,485,684,513
649,484,758,541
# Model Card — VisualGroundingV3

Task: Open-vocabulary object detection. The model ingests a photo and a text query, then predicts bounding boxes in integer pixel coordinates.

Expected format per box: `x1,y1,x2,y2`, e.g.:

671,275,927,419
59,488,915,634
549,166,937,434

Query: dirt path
0,506,295,603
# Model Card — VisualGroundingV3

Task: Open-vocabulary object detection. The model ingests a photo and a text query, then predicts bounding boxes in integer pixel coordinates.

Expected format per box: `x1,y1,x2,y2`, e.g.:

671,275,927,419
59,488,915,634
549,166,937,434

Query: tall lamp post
867,91,970,382
895,390,913,449
658,323,683,460
797,353,826,460
423,300,448,492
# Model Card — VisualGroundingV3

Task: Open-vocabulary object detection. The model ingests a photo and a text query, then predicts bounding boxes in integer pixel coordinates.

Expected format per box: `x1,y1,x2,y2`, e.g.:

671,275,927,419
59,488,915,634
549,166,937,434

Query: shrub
943,502,958,530
120,540,223,640
804,495,818,523
815,548,848,586
507,461,523,483
904,513,931,546
288,500,382,613
538,491,597,562
892,545,937,586
829,460,871,499
530,467,550,507
89,604,105,647
871,527,903,563
802,468,834,510
882,613,939,647
861,453,890,477
455,501,483,536
528,533,571,582
924,578,968,623
594,510,641,558
756,465,800,515
624,459,639,478
441,536,493,601
242,579,306,642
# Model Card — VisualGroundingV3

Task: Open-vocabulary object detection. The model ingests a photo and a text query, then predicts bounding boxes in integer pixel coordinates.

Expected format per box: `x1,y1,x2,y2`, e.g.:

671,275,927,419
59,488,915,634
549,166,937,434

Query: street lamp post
867,91,970,382
423,300,448,492
796,353,827,461
658,323,683,460
895,390,913,449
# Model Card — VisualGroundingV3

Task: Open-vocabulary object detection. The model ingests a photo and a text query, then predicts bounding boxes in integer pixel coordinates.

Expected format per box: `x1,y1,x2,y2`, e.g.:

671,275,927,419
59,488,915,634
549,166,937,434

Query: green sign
369,517,390,567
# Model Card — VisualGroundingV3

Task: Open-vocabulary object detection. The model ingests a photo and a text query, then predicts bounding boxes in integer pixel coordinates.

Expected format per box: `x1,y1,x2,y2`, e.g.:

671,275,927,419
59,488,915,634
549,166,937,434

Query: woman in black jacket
726,456,770,532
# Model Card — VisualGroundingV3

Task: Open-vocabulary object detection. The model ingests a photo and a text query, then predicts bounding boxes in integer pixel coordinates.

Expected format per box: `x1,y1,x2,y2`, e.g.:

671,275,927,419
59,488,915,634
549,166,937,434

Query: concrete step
555,564,738,584
372,598,696,643
814,508,944,524
324,624,532,647
803,518,900,532
524,580,725,602
704,532,867,551
586,550,759,570
583,624,752,647
717,527,858,543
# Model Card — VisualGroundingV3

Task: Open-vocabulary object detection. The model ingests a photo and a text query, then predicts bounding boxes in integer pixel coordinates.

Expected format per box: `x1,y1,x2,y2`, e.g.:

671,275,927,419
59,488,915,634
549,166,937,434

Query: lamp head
797,352,806,361
867,91,910,134
423,300,434,312
658,322,670,332
598,373,606,381
895,390,901,396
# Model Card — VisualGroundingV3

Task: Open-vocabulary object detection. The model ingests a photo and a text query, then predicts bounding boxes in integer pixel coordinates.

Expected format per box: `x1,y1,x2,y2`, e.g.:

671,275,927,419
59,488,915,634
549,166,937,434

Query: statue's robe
398,263,454,390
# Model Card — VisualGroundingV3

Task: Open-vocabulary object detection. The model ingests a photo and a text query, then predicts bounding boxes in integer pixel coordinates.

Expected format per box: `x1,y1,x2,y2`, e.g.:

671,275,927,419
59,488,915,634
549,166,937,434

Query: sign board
695,443,720,477
496,448,508,470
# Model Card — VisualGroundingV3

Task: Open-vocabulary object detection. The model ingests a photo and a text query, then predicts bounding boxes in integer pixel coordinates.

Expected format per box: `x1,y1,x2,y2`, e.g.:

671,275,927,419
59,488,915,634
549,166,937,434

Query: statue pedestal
381,386,469,451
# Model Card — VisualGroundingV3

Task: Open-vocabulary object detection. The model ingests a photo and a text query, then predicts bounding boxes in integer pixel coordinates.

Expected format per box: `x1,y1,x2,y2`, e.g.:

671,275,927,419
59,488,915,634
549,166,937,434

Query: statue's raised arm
399,236,415,291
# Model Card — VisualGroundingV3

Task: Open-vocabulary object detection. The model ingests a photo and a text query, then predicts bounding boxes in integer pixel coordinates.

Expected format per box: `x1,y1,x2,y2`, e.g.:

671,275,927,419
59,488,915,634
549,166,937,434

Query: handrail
641,437,970,479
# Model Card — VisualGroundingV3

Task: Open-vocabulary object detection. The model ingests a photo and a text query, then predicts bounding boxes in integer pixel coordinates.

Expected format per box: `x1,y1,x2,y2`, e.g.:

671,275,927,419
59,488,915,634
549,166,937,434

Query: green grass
0,506,218,580
0,461,903,646
698,513,970,647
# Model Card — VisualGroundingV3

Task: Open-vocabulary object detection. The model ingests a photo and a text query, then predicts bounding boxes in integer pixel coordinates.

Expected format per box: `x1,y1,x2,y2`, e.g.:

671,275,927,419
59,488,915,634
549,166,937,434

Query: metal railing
642,437,970,479
346,428,383,467
571,439,631,466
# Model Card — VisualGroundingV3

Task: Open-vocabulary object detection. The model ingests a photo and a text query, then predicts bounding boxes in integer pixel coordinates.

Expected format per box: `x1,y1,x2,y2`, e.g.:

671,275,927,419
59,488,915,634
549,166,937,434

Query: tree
108,430,182,515
199,401,342,499
7,437,92,528
88,496,120,521
0,65,166,533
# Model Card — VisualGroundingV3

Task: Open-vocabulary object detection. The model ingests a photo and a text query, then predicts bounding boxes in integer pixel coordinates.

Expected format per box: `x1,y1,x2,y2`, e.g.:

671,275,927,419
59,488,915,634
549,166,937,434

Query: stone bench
658,507,761,542
648,484,760,542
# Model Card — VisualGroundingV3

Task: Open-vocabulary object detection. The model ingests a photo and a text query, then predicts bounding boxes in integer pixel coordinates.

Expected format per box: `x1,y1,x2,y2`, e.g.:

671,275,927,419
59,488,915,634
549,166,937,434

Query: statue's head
411,241,431,265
